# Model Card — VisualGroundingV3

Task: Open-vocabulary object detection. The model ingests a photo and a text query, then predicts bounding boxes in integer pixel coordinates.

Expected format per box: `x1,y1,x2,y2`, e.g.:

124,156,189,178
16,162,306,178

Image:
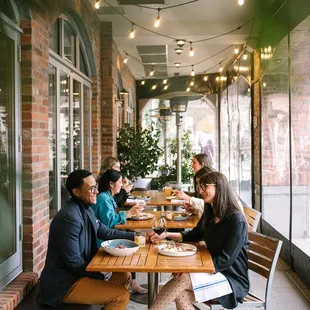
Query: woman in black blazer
149,171,249,310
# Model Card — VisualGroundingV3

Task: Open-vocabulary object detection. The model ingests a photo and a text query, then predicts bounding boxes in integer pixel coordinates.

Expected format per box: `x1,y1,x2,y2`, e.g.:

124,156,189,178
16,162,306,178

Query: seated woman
149,171,249,310
98,156,133,208
93,169,147,294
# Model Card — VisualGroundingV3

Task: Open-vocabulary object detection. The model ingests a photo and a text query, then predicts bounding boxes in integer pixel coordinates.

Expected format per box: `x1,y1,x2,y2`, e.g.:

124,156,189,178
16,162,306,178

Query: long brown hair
194,153,212,169
98,157,119,177
199,171,241,224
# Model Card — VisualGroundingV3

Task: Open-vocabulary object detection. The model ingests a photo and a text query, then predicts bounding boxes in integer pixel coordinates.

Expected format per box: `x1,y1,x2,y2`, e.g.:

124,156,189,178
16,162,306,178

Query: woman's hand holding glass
149,230,167,243
126,203,144,218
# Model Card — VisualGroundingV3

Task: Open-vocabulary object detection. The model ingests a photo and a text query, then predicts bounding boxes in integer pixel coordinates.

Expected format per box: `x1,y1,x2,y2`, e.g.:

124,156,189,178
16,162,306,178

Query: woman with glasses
92,169,146,294
149,171,249,310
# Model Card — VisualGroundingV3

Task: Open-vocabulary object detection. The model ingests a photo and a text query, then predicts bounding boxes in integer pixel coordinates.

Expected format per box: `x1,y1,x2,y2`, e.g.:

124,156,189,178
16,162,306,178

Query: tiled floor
127,260,310,309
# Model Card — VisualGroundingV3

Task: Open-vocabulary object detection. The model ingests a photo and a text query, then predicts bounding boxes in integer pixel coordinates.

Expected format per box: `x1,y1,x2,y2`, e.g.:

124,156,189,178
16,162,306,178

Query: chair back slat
249,231,278,251
248,242,275,260
248,251,272,269
248,261,269,278
244,206,261,232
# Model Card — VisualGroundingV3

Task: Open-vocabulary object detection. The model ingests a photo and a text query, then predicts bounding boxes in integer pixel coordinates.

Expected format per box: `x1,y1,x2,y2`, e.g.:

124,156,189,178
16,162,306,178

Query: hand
123,184,133,193
126,204,144,218
146,231,155,242
184,202,195,214
173,190,190,203
150,231,167,243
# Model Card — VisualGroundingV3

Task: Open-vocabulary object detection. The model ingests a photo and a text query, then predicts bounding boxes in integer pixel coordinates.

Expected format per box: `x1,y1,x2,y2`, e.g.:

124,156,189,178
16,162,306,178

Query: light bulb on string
151,85,157,90
204,75,208,81
149,67,155,76
129,24,135,39
186,87,191,92
191,65,195,76
95,0,100,9
163,78,168,84
154,8,161,28
238,0,244,5
243,52,248,60
141,80,145,85
123,54,128,64
219,63,223,72
234,46,239,54
189,41,194,57
190,81,195,87
163,85,169,90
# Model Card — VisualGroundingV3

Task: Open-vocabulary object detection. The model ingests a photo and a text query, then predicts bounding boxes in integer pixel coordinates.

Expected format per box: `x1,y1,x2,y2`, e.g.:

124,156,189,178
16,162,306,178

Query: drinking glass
134,231,146,247
152,215,166,236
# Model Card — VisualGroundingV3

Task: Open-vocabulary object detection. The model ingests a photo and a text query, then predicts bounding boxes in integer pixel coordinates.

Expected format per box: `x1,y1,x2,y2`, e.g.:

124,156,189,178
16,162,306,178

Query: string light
189,41,194,57
243,52,248,60
95,0,100,9
191,65,195,76
238,0,245,5
190,81,195,86
163,85,169,90
149,67,155,76
234,46,239,54
163,78,168,84
123,53,128,64
141,80,145,85
174,62,181,68
186,87,191,92
151,85,157,90
204,75,208,81
216,76,220,82
129,24,135,39
154,8,161,28
219,63,223,72
175,47,183,55
176,39,185,47
263,82,267,87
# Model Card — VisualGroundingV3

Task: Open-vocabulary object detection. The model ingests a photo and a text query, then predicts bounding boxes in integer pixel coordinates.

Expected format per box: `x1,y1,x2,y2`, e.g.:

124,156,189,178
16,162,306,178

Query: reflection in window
0,32,16,263
49,19,59,54
73,80,81,170
83,86,91,170
48,65,57,219
60,72,70,206
63,20,75,64
80,46,87,75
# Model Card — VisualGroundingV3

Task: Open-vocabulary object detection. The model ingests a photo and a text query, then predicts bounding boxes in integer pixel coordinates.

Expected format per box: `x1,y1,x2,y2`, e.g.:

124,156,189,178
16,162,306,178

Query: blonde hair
99,156,119,177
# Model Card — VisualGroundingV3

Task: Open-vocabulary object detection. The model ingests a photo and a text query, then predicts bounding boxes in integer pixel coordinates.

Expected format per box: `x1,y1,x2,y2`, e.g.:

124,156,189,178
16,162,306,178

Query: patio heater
170,97,188,184
159,108,173,165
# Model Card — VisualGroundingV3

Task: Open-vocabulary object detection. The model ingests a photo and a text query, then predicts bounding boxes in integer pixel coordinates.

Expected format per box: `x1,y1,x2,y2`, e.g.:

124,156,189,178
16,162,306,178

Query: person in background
98,156,133,208
38,170,134,310
93,169,147,294
148,171,249,310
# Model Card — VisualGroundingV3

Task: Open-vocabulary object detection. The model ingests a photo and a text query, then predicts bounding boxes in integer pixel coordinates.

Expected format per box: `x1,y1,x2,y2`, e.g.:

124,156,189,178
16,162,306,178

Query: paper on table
126,198,146,204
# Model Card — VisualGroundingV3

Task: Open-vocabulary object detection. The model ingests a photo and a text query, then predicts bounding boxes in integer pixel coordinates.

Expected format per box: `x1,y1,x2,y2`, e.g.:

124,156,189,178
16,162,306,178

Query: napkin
126,198,146,204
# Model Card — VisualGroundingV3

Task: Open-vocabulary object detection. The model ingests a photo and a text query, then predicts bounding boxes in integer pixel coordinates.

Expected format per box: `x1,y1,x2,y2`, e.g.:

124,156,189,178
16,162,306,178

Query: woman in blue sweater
92,169,146,294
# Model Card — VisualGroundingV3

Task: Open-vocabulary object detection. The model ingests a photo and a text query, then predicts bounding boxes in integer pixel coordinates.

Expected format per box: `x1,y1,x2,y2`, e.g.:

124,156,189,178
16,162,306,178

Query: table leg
147,272,159,307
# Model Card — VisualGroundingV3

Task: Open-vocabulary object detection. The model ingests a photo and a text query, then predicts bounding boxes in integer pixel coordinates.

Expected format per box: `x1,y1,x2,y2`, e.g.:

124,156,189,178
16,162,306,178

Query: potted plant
117,124,163,181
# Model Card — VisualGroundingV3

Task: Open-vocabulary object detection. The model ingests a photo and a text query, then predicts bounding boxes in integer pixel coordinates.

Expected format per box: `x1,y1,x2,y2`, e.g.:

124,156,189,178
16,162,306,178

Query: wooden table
126,190,185,207
87,242,215,306
115,211,199,230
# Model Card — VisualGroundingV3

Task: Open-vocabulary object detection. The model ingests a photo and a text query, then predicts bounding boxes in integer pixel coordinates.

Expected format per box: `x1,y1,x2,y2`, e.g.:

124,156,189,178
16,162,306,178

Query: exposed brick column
100,22,118,158
20,10,50,274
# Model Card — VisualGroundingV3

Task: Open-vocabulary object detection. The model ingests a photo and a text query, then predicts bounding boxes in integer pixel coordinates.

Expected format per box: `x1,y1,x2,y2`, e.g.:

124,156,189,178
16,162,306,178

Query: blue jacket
37,197,134,307
92,191,127,229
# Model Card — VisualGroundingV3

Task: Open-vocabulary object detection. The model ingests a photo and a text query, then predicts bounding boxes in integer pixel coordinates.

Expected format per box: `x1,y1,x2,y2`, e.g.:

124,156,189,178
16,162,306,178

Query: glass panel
83,85,91,170
49,20,59,54
60,72,70,206
0,32,16,263
261,36,290,238
0,0,16,22
48,65,57,218
63,20,75,64
291,16,310,253
220,87,229,176
73,80,81,170
79,45,87,76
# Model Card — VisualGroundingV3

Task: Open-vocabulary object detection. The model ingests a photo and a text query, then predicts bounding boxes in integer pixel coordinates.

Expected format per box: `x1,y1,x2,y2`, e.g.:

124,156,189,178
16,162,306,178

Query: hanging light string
135,0,199,10
204,57,228,73
103,0,254,45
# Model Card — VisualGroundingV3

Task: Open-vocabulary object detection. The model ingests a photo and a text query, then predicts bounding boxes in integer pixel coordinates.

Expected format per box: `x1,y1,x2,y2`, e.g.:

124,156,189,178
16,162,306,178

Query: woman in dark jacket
149,171,249,310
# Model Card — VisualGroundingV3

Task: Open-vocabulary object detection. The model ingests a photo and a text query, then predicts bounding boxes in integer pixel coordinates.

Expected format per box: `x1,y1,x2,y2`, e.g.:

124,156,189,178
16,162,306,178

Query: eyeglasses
88,185,98,193
197,184,217,192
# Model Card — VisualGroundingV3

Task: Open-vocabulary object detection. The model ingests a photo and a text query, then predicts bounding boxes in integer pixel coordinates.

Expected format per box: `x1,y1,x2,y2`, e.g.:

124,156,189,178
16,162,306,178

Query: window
0,6,22,290
48,16,92,216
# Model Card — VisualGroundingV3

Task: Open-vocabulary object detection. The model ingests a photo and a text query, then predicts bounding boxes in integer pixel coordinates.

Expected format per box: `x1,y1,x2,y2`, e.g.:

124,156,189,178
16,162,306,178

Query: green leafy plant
117,124,163,181
155,130,195,189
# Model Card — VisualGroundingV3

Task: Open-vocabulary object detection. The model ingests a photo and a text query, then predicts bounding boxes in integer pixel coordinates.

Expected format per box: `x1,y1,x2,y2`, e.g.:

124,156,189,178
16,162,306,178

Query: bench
15,282,102,310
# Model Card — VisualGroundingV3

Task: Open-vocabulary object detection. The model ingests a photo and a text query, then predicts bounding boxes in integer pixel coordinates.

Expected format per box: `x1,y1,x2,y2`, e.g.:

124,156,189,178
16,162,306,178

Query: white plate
166,196,177,200
129,213,155,220
157,243,197,257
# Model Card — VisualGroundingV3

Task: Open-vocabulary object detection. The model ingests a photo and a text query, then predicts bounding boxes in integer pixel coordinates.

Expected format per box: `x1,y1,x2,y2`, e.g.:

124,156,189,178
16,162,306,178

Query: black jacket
114,188,128,208
182,204,249,309
37,197,134,307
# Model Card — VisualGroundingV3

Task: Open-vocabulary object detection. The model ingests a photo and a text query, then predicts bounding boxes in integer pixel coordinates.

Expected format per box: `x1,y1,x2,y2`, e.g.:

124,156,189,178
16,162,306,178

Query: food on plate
116,243,126,249
161,241,195,252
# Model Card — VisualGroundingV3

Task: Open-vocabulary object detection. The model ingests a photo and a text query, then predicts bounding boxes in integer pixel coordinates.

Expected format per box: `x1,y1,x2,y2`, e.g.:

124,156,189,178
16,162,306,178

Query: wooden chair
243,205,261,232
195,231,282,310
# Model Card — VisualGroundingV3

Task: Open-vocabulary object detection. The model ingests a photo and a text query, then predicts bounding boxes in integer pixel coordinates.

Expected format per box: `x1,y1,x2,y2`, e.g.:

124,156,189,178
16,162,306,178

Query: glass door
0,24,22,290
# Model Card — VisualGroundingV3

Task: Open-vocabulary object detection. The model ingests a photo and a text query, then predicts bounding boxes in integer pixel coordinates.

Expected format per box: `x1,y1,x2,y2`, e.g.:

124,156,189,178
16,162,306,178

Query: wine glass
152,215,166,236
